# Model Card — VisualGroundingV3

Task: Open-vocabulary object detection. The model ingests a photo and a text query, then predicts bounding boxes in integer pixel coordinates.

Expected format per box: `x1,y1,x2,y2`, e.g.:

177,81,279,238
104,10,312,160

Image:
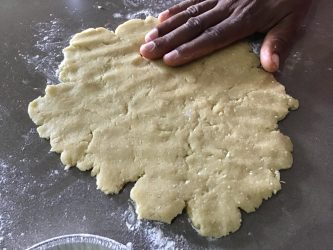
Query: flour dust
110,0,181,19
18,17,72,84
122,202,190,250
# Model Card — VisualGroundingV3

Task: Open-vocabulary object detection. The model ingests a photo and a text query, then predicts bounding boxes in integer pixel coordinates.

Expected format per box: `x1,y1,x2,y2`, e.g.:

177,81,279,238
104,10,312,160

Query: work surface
1,0,332,249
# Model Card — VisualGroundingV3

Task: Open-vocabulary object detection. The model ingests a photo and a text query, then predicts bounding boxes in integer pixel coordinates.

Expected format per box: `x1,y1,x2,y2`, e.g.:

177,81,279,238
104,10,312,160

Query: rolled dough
28,17,298,237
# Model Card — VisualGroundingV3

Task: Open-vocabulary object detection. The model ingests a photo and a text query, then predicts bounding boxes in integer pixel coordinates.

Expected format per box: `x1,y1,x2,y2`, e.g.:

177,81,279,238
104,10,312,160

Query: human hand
140,0,311,72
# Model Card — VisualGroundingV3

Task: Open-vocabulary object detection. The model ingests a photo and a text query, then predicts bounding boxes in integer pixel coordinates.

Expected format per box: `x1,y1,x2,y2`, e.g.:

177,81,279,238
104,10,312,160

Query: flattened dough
28,17,298,237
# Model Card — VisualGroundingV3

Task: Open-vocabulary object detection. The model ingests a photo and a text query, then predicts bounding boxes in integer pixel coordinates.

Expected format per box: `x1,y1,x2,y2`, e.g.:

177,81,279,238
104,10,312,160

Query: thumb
260,15,298,73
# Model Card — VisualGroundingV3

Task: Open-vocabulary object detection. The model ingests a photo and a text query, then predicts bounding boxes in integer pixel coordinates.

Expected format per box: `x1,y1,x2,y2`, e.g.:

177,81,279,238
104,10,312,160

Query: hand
140,0,311,72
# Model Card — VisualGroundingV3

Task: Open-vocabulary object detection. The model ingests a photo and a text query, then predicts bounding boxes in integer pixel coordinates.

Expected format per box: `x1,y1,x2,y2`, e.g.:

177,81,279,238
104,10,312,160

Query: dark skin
140,0,312,72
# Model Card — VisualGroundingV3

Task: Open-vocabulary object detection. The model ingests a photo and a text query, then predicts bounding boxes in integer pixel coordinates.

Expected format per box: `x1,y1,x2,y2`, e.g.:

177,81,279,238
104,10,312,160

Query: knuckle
186,5,200,16
185,17,203,30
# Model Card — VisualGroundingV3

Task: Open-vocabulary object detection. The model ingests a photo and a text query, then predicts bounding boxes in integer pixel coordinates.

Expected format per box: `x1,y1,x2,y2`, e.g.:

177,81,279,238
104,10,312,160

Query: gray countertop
0,0,332,249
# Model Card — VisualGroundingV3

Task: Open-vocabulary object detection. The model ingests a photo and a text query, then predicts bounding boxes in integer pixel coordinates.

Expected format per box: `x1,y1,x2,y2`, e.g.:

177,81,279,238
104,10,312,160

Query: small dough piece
28,17,299,237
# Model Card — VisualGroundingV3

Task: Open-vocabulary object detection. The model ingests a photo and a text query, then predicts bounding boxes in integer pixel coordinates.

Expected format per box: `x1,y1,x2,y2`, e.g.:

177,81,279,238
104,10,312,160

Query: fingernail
164,50,179,62
145,28,158,42
141,41,156,52
272,54,280,70
158,10,169,21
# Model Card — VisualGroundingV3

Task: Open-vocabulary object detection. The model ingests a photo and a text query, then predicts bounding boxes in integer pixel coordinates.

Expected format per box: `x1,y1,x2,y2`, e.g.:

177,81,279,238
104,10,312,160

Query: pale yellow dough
28,17,298,237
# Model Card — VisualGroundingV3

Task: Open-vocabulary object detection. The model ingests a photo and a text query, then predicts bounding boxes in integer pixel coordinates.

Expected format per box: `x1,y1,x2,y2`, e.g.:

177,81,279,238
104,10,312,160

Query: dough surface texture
28,17,298,237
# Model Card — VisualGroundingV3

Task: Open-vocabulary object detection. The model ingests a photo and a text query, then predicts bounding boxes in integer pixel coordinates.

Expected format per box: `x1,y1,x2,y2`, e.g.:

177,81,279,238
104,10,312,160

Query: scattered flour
49,169,60,177
18,18,72,84
284,51,303,72
112,0,180,19
123,203,189,250
0,105,10,124
0,160,14,249
21,128,38,151
0,155,71,248
0,236,4,244
0,159,10,187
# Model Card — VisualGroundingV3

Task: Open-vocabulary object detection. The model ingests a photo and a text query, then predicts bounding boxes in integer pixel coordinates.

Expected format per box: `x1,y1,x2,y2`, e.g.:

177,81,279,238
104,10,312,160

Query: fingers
146,0,218,42
260,14,299,72
141,4,228,60
158,0,205,22
163,17,247,66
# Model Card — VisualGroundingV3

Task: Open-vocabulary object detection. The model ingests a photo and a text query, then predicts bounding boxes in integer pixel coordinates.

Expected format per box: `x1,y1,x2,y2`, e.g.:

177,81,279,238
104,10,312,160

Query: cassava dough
28,17,298,237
